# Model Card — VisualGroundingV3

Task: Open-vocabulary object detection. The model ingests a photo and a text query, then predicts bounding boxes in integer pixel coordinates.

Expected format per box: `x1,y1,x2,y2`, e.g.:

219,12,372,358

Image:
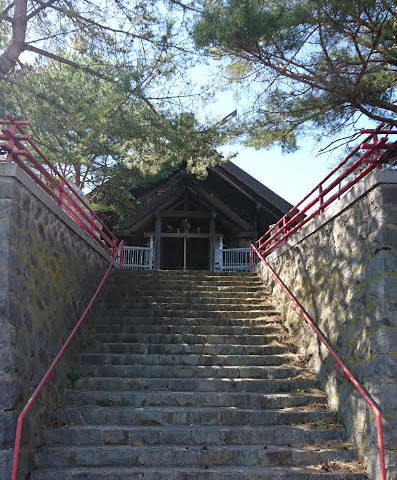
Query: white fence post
221,247,250,272
122,244,154,270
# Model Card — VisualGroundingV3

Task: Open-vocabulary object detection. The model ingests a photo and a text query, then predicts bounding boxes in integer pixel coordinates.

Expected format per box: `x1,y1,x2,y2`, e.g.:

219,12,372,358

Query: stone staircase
32,271,366,479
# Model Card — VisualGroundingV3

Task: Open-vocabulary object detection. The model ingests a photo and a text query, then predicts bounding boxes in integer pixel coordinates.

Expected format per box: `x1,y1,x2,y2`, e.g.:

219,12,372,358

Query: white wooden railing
122,245,153,269
221,248,250,272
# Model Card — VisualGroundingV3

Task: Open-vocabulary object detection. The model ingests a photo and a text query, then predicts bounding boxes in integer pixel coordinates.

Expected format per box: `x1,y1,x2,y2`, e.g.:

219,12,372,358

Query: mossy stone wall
0,164,110,479
258,170,397,479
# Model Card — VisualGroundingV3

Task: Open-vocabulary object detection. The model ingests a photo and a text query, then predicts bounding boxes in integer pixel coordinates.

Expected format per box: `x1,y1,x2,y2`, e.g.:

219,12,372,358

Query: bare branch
26,0,59,21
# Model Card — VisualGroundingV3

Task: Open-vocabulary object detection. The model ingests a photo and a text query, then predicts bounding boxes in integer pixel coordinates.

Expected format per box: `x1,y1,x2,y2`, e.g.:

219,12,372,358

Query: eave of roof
213,161,293,214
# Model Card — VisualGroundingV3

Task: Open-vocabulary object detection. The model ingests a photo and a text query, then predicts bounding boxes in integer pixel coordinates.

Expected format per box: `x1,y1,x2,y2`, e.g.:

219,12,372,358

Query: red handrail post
119,241,124,270
5,118,17,162
90,214,95,238
58,180,65,207
319,185,324,214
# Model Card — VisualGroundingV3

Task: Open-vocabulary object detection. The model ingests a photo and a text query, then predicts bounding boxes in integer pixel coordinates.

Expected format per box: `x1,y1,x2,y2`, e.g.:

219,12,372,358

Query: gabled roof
118,159,294,234
213,161,293,214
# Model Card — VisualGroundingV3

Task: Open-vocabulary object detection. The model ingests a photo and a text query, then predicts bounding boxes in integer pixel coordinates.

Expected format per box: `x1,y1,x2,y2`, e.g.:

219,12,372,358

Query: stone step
71,377,320,393
44,424,341,447
93,324,284,336
114,285,265,293
55,406,335,428
32,465,367,480
116,290,266,299
93,332,288,345
105,295,267,304
111,272,258,280
113,282,264,292
94,316,283,327
98,309,276,319
112,271,258,278
101,302,273,312
63,390,327,409
111,274,261,283
34,444,354,469
86,342,297,356
79,353,297,367
76,364,304,379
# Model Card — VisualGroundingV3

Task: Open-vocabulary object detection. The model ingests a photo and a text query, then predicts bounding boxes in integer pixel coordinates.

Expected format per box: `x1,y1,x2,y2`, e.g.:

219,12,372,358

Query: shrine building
118,161,293,271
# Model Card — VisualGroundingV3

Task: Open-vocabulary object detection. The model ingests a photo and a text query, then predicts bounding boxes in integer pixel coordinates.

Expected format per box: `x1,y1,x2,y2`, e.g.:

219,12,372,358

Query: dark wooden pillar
209,211,216,271
154,215,162,270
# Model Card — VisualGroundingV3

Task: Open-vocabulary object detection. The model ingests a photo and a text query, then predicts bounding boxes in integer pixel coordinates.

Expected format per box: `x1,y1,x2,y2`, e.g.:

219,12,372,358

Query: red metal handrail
10,241,124,480
257,123,397,257
0,113,118,257
250,244,386,480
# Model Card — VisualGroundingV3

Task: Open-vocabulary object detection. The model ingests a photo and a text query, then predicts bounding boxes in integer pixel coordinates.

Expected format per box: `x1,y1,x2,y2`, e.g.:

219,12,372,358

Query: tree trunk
0,0,28,75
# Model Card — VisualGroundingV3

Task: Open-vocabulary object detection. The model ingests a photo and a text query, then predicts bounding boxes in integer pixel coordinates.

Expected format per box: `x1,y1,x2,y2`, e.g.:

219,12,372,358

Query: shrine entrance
161,237,210,270
152,213,216,271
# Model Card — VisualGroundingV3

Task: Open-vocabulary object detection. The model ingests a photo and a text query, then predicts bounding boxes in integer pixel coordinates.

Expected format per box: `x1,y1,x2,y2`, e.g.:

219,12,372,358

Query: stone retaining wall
0,163,111,479
258,170,397,479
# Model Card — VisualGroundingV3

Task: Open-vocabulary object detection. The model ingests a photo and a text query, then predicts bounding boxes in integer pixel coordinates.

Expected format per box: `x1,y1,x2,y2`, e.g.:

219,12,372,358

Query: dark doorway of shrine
161,237,209,270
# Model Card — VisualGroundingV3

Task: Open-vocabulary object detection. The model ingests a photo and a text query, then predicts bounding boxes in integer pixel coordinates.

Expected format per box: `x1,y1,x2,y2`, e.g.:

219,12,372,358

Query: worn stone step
93,332,288,345
44,424,342,447
34,444,354,469
79,353,297,367
99,309,276,319
86,342,297,356
77,364,304,380
70,376,320,393
105,295,267,304
119,290,266,299
102,302,274,312
63,390,327,409
93,324,284,336
115,285,265,294
31,465,367,480
113,271,258,277
94,316,283,327
111,271,259,279
111,275,262,284
55,405,336,427
113,283,265,293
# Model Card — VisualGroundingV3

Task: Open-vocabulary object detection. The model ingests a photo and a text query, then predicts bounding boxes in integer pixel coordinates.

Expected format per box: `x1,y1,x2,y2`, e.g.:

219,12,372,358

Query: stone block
353,355,397,385
0,323,15,348
0,377,23,409
368,329,397,355
0,199,12,219
381,184,397,205
0,178,14,199
0,411,17,447
0,448,12,480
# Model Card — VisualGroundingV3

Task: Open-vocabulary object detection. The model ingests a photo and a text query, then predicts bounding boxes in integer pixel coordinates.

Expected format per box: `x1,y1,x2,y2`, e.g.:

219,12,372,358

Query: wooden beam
160,233,210,238
154,216,161,270
209,214,216,271
193,187,252,231
160,210,210,219
210,167,258,204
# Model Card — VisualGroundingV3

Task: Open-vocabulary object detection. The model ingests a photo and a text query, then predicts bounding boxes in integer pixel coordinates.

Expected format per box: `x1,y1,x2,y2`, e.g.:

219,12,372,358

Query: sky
219,141,333,206
200,75,379,206
202,90,348,206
